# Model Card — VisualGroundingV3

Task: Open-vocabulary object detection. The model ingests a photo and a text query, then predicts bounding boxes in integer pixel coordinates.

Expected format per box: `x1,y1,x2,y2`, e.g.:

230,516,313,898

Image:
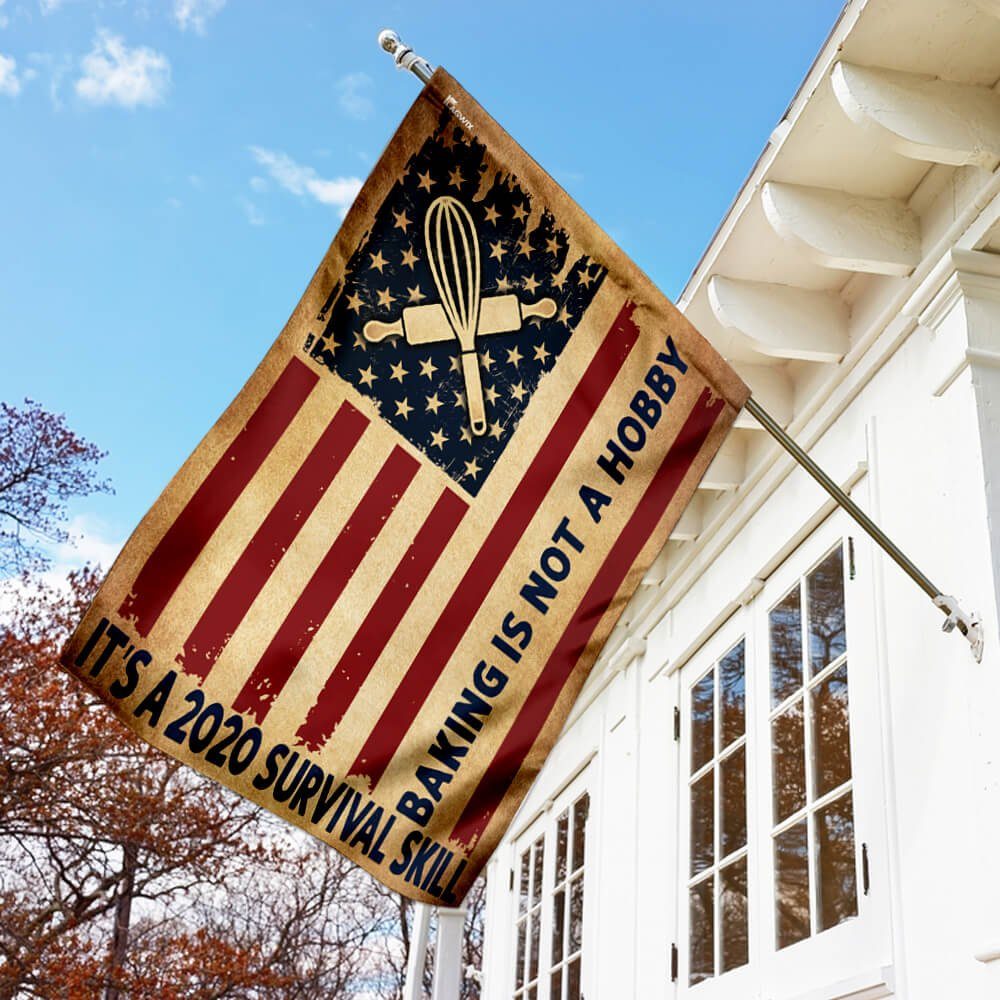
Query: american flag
62,69,748,903
305,106,609,497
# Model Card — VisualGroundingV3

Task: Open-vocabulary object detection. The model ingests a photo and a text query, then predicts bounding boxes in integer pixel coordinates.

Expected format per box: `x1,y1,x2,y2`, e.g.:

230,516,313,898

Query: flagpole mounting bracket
378,30,434,85
934,594,984,662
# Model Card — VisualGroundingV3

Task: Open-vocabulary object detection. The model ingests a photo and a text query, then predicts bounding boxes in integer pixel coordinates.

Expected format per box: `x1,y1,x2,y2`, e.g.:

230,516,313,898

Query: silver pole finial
377,29,401,54
377,28,434,85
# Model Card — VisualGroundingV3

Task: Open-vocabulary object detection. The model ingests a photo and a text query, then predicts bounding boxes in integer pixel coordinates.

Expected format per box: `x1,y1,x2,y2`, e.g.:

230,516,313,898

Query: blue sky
0,0,845,566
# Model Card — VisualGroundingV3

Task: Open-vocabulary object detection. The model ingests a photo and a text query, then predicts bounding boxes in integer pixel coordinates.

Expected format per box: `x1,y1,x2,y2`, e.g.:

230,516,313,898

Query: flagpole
744,397,981,658
375,30,984,662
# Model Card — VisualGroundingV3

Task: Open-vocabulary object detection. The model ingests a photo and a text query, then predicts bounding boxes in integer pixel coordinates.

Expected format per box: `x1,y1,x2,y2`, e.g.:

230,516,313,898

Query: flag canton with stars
304,111,607,497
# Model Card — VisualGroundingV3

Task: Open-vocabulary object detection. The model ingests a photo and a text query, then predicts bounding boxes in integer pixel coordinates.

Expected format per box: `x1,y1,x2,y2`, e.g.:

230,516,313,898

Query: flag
61,69,749,904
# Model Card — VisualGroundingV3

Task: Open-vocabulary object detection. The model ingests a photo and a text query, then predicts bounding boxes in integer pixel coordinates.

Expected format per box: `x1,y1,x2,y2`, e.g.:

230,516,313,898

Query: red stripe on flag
450,387,724,849
120,359,318,637
348,302,641,787
233,444,420,723
296,487,469,751
178,401,369,680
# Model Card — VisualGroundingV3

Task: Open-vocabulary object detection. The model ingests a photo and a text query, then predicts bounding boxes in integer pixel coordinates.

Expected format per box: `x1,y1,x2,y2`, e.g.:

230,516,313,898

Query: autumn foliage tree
0,567,447,997
0,400,111,574
0,400,485,998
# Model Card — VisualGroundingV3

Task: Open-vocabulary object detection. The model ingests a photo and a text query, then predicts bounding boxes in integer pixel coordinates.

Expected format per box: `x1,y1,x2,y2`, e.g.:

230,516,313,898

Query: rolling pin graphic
363,195,556,436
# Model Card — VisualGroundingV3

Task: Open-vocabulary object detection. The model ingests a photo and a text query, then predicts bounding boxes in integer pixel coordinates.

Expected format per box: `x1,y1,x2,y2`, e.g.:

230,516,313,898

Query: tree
0,567,453,999
0,399,111,575
461,878,486,1000
0,568,266,997
0,401,487,997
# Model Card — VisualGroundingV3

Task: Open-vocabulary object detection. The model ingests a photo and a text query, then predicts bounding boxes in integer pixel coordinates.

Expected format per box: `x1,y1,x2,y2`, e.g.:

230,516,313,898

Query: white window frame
676,607,760,999
676,514,891,998
508,768,592,1000
754,520,889,993
512,815,548,1000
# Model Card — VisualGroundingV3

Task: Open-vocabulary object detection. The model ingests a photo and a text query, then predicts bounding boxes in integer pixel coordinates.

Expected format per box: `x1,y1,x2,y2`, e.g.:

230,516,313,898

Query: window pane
527,987,537,1000
531,838,544,907
721,746,747,857
770,586,803,707
555,811,569,884
516,921,526,987
552,887,565,961
808,547,846,673
720,640,746,747
689,876,714,985
550,968,562,1000
691,670,715,772
690,770,714,876
772,700,806,823
775,820,811,950
812,662,852,798
529,911,540,982
571,794,588,872
569,875,584,953
519,853,530,915
817,793,858,932
567,957,581,1000
721,857,749,974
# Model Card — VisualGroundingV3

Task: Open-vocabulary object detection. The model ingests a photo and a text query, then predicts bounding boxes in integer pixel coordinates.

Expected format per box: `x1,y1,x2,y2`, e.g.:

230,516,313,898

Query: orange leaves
0,400,489,996
0,569,472,998
113,929,293,1000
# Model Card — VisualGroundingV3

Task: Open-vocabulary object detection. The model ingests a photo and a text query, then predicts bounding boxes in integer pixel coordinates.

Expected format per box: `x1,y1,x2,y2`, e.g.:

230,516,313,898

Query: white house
474,1,1000,997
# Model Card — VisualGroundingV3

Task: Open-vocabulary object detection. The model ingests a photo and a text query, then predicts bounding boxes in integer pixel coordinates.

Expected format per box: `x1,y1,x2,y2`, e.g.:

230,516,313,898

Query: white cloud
47,514,123,573
29,51,71,108
336,71,373,120
249,146,362,218
0,514,124,620
0,53,21,96
75,30,170,108
173,0,226,34
39,0,64,13
249,175,268,193
239,196,264,226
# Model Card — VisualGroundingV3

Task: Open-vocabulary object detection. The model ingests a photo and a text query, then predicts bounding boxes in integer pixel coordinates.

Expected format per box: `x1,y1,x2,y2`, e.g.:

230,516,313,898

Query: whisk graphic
361,195,558,438
425,196,487,435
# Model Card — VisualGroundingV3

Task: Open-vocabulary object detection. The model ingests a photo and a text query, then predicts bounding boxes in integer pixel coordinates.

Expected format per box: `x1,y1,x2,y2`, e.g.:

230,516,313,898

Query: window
514,834,544,1000
676,525,889,996
687,640,749,986
768,545,857,950
549,794,588,1000
511,782,590,1000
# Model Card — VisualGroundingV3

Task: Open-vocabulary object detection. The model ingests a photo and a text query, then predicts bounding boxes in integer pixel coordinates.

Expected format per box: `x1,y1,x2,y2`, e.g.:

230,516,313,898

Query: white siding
480,1,1000,997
